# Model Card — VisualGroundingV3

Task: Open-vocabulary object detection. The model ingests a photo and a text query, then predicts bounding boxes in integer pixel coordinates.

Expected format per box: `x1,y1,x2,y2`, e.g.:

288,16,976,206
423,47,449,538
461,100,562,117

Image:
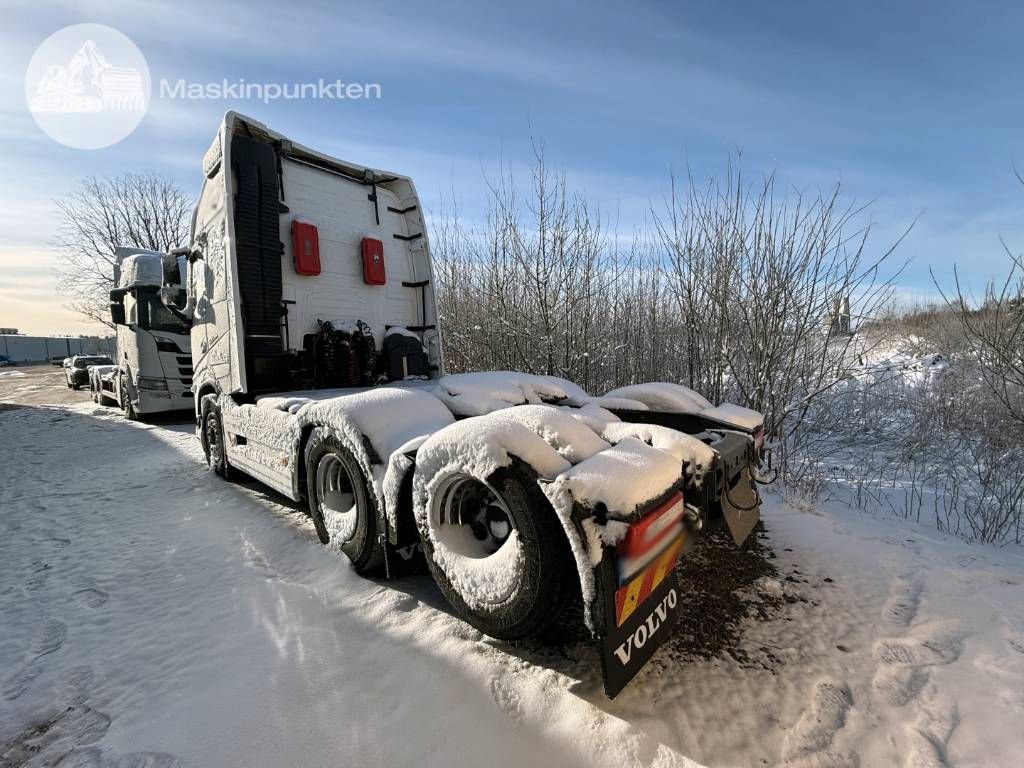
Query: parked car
65,355,113,389
0,354,11,367
50,356,66,366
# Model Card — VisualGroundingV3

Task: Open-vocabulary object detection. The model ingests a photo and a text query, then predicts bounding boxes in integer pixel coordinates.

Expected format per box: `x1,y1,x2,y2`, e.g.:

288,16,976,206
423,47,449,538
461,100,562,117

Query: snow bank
852,349,949,387
0,370,26,377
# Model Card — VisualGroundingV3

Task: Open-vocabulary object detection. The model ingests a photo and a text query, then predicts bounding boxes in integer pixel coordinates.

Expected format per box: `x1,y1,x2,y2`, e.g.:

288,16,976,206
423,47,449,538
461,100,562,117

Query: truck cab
186,112,441,405
105,248,194,419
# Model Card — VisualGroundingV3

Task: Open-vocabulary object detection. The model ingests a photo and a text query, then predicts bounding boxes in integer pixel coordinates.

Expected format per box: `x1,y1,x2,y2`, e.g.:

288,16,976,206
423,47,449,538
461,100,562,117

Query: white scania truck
169,112,768,696
99,248,194,419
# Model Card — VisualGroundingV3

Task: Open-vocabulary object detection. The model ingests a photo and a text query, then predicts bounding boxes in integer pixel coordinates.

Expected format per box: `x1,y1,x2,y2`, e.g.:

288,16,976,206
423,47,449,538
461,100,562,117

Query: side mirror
110,302,126,325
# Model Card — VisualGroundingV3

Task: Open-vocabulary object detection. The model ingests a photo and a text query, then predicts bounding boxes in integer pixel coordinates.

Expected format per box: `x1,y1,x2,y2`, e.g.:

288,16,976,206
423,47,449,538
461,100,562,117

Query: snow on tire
304,428,383,574
417,459,576,640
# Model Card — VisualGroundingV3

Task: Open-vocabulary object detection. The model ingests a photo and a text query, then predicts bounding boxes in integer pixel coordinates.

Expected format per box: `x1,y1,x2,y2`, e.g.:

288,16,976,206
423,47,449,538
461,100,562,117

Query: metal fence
0,335,115,363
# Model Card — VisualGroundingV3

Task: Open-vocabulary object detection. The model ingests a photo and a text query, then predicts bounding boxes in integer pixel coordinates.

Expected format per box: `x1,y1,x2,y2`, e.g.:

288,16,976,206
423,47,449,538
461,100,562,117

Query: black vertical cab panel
230,133,289,392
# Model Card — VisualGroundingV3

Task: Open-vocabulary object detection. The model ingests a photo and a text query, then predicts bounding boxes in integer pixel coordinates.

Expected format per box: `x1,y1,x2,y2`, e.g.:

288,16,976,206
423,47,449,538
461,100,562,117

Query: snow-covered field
2,393,1024,767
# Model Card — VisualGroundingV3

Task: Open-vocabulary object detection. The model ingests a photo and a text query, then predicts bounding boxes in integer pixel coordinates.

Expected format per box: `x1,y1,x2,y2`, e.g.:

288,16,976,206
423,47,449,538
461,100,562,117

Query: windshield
138,293,188,334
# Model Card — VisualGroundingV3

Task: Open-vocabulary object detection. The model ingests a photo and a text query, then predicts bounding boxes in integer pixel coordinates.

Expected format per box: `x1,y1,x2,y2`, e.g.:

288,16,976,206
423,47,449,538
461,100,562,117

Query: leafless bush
653,165,909,489
936,251,1024,426
434,152,909,496
54,173,192,327
813,306,1024,545
431,147,1024,543
433,147,684,393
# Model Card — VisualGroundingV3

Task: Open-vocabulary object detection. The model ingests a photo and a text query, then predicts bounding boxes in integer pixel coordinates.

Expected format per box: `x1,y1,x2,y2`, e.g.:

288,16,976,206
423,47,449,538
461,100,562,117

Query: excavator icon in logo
25,24,150,149
30,39,145,114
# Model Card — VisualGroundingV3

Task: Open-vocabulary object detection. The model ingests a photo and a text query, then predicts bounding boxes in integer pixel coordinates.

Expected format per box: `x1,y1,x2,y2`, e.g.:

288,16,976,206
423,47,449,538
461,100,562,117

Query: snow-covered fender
410,406,604,617
601,382,767,545
290,388,456,557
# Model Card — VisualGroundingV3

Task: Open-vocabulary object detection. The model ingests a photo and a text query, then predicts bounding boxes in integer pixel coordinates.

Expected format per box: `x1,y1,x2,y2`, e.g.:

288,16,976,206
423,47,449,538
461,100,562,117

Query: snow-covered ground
2,399,1023,767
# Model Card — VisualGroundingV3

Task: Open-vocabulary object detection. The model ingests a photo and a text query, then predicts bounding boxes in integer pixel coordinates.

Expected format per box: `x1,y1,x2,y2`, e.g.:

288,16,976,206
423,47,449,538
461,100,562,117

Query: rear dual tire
304,429,383,575
417,461,576,640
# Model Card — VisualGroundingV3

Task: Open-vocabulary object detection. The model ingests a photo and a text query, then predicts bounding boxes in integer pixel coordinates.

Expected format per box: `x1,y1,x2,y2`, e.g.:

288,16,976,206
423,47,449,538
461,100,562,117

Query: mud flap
382,538,428,578
382,462,429,579
596,535,685,698
722,467,761,546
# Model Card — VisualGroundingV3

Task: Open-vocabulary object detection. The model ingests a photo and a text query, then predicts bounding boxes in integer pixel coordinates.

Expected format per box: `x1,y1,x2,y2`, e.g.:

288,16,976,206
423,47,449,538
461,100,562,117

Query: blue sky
2,0,1022,334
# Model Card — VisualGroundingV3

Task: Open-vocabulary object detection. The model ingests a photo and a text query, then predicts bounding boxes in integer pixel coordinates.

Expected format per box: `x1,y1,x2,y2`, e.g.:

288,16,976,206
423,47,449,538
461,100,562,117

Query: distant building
823,296,852,337
0,334,114,363
0,328,18,335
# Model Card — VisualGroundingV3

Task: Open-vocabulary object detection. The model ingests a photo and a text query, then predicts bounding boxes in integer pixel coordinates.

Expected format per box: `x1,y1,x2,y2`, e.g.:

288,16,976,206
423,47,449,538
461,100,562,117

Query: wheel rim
315,453,359,543
432,474,515,559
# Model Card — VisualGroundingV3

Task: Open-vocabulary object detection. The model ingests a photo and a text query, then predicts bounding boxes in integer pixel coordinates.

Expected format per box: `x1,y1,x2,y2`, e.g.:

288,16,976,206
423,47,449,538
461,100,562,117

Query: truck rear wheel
417,461,576,640
305,429,383,574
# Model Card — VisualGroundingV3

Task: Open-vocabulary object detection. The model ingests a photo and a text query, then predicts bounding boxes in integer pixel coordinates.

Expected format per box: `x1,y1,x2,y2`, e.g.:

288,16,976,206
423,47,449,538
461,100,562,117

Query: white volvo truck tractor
101,248,194,419
167,112,770,697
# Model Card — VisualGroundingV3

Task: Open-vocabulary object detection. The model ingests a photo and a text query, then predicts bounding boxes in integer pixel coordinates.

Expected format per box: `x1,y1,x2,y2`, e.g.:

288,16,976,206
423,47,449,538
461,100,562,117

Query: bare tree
54,173,192,327
653,163,907,485
936,249,1024,425
434,152,903,445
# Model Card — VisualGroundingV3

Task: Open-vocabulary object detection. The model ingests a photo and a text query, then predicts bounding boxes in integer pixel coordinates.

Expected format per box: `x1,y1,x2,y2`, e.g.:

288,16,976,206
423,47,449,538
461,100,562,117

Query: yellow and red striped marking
614,533,686,627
